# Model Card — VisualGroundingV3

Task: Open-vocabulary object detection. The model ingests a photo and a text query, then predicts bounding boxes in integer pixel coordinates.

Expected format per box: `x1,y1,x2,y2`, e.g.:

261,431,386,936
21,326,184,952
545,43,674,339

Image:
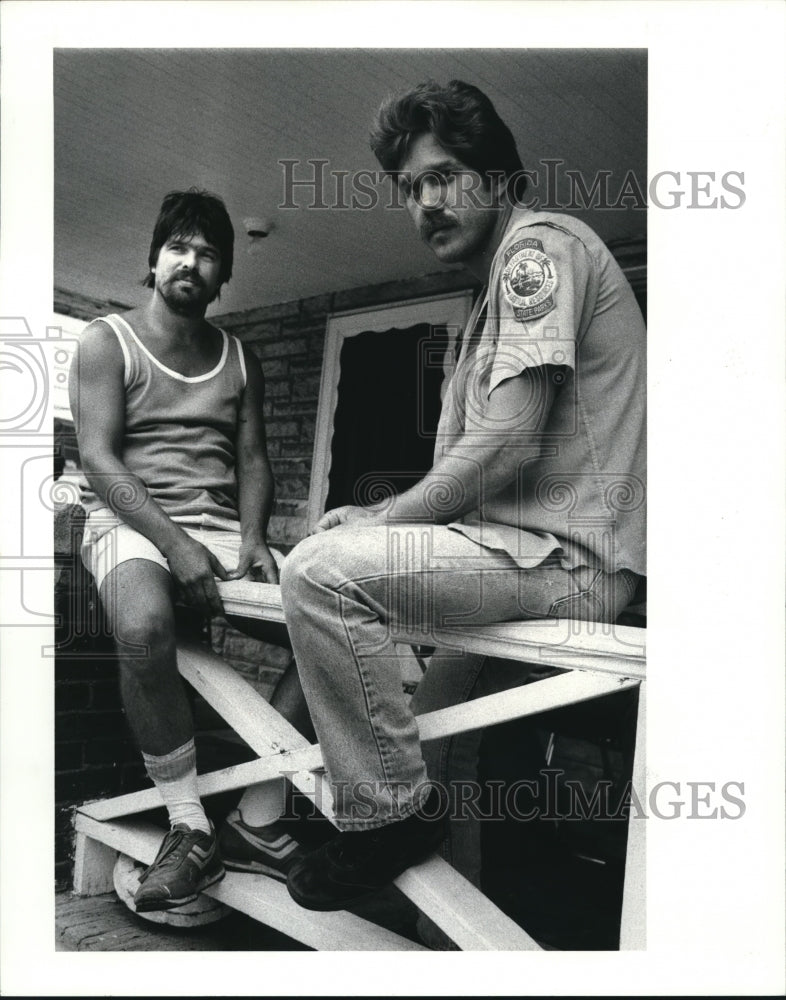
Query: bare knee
113,606,176,670
100,561,176,670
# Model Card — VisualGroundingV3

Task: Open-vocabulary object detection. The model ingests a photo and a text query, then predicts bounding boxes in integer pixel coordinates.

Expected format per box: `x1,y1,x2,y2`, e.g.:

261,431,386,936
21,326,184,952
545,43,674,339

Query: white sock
236,779,286,827
142,738,211,834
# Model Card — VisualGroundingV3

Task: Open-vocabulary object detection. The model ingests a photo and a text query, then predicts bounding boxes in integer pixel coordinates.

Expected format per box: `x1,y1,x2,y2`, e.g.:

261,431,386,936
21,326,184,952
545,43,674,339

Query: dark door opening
325,324,449,510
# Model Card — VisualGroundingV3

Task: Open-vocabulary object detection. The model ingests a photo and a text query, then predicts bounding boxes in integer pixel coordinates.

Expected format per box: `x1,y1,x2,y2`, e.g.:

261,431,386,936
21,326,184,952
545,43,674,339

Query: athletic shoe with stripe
133,823,225,913
218,809,304,879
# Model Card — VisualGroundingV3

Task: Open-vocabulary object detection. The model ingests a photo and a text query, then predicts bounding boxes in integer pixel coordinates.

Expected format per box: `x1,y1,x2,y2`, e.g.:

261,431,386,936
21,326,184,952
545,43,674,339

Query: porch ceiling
54,48,646,316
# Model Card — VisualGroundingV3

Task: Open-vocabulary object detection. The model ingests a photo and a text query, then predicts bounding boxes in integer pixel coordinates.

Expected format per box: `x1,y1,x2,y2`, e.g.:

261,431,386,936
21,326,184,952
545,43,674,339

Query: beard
159,274,213,317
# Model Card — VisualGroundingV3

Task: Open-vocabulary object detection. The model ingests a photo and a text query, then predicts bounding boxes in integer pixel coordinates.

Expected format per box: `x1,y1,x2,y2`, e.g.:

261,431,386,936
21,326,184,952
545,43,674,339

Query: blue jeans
280,522,638,843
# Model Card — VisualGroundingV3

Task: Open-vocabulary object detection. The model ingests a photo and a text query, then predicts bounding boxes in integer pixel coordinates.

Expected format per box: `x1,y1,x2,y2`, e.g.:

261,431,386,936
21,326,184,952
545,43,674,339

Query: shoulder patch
501,237,557,321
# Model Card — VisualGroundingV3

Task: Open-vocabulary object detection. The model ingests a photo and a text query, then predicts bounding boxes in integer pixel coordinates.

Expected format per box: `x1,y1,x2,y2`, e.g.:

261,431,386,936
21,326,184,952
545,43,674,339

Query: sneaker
133,824,225,913
286,788,446,911
218,809,304,879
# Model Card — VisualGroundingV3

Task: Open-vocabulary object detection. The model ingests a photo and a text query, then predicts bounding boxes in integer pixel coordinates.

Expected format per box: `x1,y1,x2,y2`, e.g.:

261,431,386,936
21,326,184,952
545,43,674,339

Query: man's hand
165,534,229,617
228,539,280,584
313,505,385,534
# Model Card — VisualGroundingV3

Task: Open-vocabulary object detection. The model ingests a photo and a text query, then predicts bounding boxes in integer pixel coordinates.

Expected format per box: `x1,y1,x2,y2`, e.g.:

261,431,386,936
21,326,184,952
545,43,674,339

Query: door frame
306,290,473,531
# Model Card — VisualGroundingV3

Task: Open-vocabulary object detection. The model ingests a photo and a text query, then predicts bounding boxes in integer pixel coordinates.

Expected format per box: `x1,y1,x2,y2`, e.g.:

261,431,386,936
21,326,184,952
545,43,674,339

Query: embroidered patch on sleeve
501,237,558,321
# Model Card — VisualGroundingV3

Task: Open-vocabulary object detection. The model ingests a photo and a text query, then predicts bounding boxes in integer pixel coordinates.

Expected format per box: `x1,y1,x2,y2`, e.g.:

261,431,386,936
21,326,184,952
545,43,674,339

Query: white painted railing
73,579,646,951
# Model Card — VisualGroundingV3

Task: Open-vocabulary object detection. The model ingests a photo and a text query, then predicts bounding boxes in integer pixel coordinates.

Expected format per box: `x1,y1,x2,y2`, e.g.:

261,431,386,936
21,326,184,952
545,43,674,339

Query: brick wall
52,268,477,886
51,240,646,887
210,268,478,549
205,270,478,697
54,502,150,887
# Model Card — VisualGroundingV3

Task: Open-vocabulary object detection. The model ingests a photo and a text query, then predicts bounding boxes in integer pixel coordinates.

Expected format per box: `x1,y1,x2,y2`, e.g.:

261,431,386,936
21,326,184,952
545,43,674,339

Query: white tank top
79,313,247,523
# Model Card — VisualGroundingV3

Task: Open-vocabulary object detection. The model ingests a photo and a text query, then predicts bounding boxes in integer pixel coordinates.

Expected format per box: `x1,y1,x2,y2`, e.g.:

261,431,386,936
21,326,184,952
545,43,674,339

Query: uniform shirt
436,208,646,576
78,313,247,525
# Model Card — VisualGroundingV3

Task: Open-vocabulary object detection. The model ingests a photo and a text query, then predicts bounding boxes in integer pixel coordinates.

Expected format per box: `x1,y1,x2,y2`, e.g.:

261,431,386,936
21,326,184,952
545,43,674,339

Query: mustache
171,270,205,287
421,216,456,239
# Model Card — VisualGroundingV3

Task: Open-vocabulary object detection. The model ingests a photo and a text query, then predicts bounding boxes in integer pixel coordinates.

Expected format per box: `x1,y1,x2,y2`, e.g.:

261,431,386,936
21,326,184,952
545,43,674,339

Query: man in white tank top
70,190,297,911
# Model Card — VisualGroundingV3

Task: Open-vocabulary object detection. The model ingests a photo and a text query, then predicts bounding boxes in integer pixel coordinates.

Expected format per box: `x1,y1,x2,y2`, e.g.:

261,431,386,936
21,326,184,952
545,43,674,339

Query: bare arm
228,345,279,583
69,321,228,614
316,366,558,530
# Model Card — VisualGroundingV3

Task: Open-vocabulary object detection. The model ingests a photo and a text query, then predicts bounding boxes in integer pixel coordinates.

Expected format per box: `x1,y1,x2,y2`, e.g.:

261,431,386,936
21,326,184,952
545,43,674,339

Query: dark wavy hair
143,188,234,289
370,79,526,201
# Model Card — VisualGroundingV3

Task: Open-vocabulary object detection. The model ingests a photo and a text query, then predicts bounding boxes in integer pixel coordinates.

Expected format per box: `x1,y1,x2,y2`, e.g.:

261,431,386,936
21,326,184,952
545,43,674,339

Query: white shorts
81,509,283,592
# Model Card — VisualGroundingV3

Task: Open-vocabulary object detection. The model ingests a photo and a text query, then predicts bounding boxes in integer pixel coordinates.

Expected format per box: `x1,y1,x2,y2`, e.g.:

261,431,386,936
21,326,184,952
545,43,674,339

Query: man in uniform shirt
280,80,645,913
